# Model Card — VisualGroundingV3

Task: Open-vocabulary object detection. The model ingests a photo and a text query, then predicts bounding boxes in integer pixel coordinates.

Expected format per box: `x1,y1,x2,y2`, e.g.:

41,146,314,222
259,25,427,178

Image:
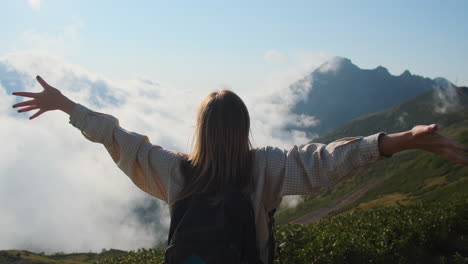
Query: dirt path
293,177,386,224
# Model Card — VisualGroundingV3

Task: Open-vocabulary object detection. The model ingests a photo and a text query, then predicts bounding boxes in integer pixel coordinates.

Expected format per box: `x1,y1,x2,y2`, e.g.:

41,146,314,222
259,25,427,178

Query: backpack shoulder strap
167,197,190,245
267,208,278,264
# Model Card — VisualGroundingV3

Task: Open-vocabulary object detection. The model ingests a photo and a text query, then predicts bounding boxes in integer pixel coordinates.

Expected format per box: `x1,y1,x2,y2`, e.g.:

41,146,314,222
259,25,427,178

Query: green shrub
94,248,164,264
92,195,468,264
274,195,468,264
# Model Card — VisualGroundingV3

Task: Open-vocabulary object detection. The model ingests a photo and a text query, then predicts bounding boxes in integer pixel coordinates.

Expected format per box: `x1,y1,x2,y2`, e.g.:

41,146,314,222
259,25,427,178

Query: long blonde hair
176,89,253,203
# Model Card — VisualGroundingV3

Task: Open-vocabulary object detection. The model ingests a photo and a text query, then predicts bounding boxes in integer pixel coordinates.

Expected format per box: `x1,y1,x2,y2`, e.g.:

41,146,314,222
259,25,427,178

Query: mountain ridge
290,57,454,137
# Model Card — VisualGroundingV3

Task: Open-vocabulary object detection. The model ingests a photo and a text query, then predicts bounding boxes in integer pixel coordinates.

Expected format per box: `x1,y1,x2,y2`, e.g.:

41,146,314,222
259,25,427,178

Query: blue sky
1,0,467,91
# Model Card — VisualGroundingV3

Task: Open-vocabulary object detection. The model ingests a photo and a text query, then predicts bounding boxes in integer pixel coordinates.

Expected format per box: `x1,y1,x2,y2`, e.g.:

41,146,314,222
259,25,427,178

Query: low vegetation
75,196,468,264
275,195,468,264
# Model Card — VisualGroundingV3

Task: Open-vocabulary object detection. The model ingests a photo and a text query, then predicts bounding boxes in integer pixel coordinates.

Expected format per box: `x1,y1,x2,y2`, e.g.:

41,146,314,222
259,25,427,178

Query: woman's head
177,89,253,201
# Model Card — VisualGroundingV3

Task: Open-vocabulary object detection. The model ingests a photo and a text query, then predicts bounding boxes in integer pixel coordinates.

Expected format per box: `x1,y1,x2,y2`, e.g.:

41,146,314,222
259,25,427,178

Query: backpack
165,191,276,264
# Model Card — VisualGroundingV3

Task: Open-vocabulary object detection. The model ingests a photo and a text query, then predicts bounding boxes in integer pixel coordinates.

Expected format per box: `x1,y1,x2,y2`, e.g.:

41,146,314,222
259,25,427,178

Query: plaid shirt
69,103,388,263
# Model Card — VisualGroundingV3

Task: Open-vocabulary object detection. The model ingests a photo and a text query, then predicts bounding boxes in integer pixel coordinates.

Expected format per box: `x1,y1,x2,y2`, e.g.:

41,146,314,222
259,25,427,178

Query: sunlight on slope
357,193,415,209
423,176,447,190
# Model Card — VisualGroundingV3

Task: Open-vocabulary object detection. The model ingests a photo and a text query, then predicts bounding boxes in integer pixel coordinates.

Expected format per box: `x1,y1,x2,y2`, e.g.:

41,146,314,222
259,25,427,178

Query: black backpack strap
267,208,279,264
225,192,260,263
167,197,190,246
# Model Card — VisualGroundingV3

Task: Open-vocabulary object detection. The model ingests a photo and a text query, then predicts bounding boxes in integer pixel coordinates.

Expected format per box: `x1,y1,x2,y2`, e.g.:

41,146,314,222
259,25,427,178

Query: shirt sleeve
262,132,389,199
68,103,181,203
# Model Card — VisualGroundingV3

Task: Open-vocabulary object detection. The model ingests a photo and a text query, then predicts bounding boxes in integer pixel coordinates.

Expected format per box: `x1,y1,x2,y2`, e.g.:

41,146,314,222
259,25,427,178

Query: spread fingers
29,109,46,120
36,75,53,90
442,150,468,166
12,92,39,98
18,105,39,112
12,99,36,108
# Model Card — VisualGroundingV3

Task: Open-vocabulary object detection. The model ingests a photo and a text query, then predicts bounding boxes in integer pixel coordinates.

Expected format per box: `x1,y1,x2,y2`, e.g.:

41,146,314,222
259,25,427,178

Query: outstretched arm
262,127,467,201
379,125,468,166
12,76,182,203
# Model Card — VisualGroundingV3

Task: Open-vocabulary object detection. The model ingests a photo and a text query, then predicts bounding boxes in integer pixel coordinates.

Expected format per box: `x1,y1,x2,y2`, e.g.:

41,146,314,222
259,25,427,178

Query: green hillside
13,197,466,264
275,86,468,225
10,197,467,264
0,249,127,264
274,195,468,264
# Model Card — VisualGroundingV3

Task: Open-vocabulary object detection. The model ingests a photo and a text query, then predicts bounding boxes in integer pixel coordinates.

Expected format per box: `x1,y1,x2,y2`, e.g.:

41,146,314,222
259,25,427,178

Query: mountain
311,85,468,144
290,57,453,136
276,86,468,225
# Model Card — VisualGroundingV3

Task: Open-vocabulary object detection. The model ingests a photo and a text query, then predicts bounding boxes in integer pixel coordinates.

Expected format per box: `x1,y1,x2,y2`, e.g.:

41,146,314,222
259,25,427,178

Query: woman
12,76,468,263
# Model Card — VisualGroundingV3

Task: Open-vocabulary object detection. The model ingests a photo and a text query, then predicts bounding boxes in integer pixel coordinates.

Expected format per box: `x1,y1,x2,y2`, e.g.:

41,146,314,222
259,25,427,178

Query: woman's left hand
379,124,468,166
409,124,468,166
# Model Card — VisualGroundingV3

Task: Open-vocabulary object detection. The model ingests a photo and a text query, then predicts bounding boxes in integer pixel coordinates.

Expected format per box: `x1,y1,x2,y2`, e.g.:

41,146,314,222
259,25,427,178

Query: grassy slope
275,195,468,264
0,249,127,264
276,87,468,225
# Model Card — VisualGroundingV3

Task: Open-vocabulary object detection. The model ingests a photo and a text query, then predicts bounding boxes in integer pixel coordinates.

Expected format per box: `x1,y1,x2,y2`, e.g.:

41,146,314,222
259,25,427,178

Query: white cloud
397,111,408,127
433,78,461,114
264,49,285,64
28,0,41,10
64,17,85,42
250,74,317,147
281,195,304,209
249,51,330,148
10,18,84,57
318,56,345,73
0,52,194,253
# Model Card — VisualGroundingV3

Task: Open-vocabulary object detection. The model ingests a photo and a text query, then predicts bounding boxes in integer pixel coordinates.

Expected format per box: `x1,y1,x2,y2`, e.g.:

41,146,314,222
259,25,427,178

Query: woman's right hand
12,75,76,119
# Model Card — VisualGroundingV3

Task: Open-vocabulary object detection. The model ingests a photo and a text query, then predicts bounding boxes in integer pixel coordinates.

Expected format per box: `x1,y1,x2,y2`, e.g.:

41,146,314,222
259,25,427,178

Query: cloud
0,52,197,253
433,78,461,114
249,51,329,148
28,0,41,10
264,49,285,64
280,195,304,209
317,56,347,73
10,18,84,57
397,111,408,127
